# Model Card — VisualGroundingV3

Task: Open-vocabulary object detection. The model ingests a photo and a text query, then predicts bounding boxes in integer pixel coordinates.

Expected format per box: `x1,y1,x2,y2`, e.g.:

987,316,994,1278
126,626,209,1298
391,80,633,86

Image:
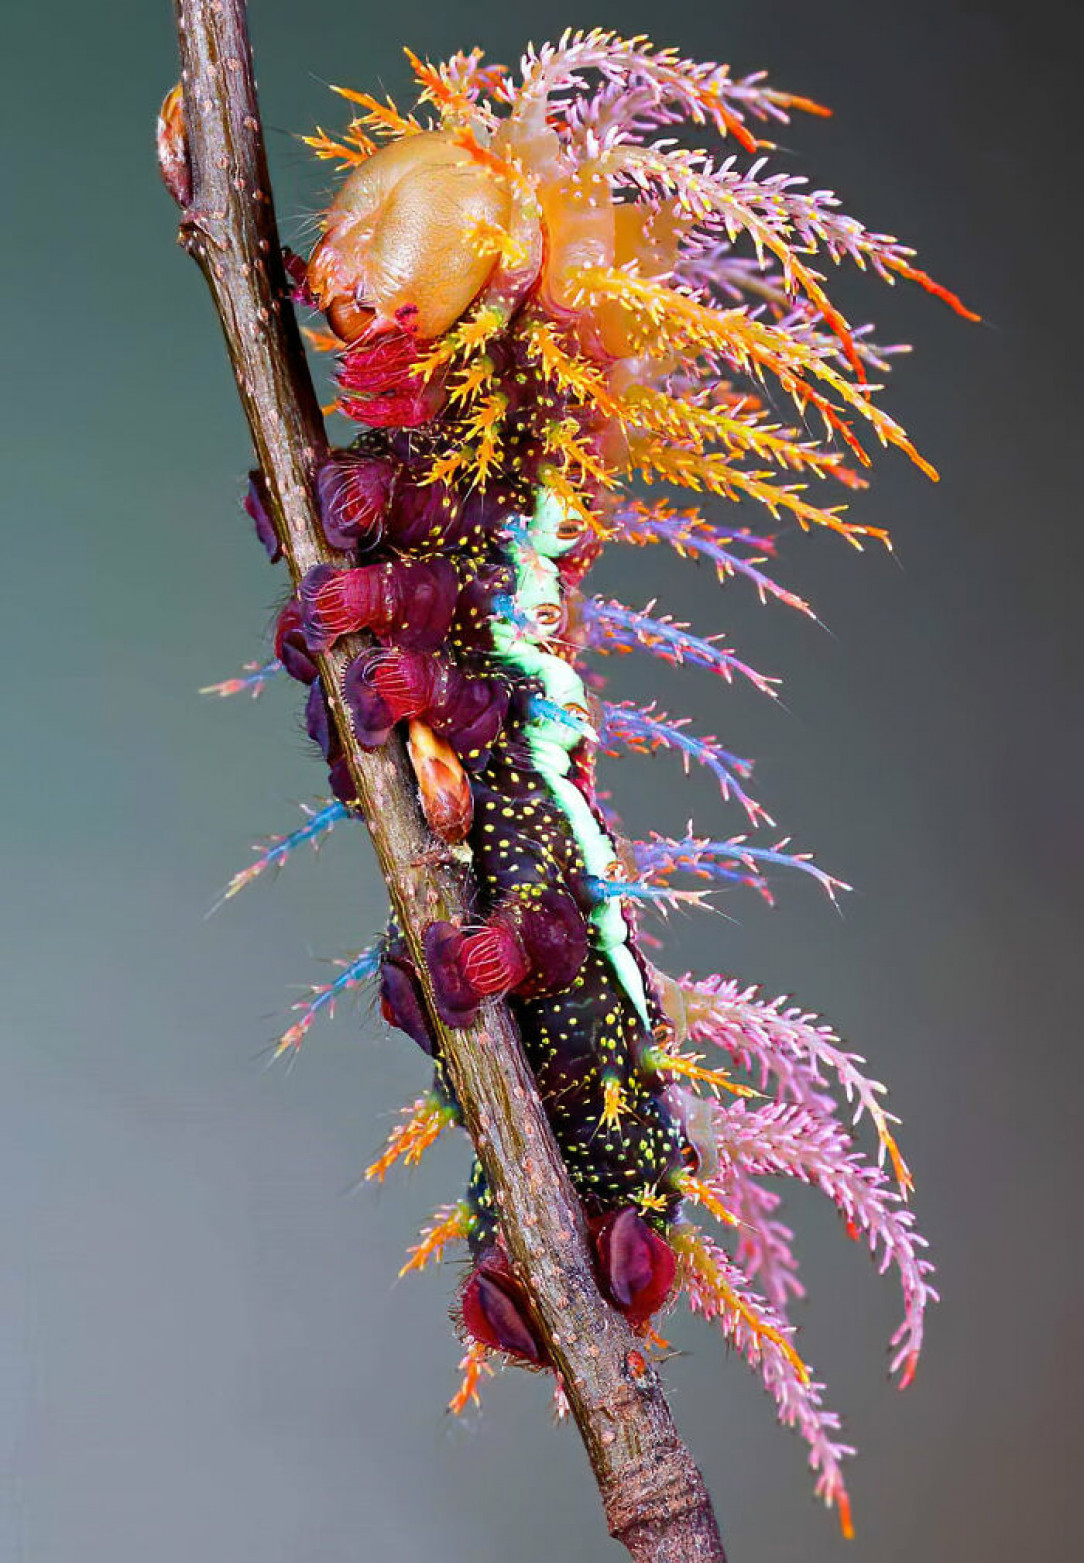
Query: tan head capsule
308,131,513,341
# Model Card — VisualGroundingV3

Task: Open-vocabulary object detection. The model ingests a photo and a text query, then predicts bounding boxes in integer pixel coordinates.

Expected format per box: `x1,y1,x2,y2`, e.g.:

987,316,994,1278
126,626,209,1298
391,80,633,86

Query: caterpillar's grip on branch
224,30,963,1536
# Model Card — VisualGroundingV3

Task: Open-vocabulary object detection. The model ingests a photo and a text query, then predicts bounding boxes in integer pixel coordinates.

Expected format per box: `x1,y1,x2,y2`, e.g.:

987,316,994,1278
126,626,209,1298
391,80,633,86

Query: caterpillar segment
234,35,961,1530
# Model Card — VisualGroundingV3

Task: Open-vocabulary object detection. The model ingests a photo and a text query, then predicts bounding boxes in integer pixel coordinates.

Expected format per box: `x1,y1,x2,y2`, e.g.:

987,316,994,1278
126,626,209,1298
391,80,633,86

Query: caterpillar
221,33,972,1532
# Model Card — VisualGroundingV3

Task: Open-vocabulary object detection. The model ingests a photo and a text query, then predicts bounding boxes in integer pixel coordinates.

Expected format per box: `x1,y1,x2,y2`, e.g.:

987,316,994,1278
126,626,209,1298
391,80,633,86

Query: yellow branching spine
365,1093,457,1183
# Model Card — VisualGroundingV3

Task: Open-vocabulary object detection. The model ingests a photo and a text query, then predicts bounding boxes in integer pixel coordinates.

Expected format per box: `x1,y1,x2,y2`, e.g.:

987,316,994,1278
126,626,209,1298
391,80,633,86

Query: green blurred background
3,1,1080,1558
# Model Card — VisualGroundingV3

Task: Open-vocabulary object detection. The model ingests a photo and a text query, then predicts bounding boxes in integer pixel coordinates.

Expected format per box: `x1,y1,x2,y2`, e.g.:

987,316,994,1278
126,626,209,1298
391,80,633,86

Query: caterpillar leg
378,939,438,1055
346,648,510,768
458,1211,677,1365
592,1207,678,1328
299,557,459,653
423,887,589,1029
459,1249,547,1366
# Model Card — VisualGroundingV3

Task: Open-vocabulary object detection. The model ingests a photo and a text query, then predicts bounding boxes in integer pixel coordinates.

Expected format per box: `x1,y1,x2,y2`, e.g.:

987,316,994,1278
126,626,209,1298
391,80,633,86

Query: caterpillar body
227,33,970,1530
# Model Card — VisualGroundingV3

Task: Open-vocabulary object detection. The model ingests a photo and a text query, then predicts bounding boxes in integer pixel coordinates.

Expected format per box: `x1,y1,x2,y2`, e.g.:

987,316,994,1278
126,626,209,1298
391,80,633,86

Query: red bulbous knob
510,888,590,997
593,1207,677,1328
460,1254,546,1365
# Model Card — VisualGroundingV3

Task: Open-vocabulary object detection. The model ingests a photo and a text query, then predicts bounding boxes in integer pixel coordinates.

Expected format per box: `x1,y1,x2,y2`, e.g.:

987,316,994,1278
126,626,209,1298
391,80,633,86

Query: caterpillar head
308,116,683,358
308,130,515,341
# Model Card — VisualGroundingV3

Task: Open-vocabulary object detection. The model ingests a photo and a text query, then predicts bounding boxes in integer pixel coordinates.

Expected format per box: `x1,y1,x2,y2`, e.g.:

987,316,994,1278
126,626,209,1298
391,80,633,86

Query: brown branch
164,5,726,1558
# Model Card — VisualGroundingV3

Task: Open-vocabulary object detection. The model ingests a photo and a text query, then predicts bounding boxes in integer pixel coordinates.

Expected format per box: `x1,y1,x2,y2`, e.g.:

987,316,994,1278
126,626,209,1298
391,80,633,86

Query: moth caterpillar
226,33,972,1532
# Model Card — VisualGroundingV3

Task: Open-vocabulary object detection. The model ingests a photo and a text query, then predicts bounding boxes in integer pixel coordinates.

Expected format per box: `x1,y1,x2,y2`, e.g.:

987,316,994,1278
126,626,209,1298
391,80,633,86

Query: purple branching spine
583,596,781,695
633,831,850,903
599,701,768,824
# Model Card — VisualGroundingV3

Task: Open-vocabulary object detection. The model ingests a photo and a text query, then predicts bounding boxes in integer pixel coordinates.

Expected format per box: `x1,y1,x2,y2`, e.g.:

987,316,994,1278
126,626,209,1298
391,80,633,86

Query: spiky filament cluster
216,31,965,1535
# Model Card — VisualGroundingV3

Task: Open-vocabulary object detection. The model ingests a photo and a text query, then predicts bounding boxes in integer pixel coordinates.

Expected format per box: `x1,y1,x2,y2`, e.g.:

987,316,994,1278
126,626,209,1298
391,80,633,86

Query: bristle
366,1093,458,1183
613,504,815,618
681,974,914,1195
675,1225,855,1530
449,1338,496,1416
584,874,716,914
709,1100,935,1379
399,1200,472,1276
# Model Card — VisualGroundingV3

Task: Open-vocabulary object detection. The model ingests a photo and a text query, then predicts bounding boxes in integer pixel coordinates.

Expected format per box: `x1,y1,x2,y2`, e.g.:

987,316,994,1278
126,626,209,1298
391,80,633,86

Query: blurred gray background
3,1,1081,1558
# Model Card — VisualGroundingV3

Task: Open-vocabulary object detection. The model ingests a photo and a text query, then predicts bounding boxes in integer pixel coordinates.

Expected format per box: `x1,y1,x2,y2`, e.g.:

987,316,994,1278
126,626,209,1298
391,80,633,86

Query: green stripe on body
492,492,650,1026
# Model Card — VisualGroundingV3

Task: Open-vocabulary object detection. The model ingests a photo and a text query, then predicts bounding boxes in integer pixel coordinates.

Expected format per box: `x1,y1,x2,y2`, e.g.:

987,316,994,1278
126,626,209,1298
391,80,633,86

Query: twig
164,4,726,1557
